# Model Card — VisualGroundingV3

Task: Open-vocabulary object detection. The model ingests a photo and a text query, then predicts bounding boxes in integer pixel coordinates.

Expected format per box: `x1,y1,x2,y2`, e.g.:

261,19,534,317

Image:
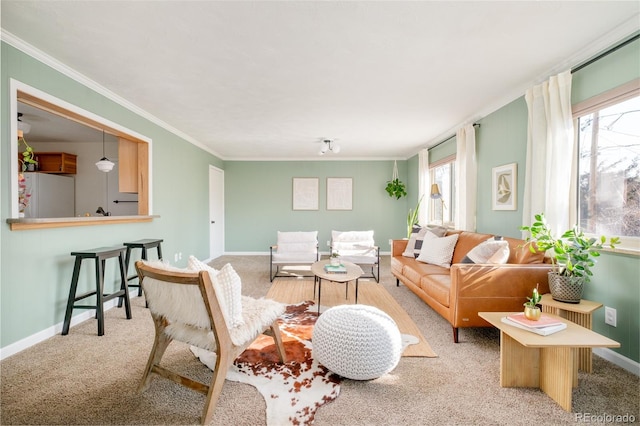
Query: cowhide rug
191,301,340,426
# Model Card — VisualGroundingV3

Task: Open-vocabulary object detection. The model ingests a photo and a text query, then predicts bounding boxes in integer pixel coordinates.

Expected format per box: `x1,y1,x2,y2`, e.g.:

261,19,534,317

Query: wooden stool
62,246,132,336
118,239,164,307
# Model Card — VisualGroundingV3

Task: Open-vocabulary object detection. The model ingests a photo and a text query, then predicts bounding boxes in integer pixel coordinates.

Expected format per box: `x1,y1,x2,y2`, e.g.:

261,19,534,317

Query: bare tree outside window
577,95,640,239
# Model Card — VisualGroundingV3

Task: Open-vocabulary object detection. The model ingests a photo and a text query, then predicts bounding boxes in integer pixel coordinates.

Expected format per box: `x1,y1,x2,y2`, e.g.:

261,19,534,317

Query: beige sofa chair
331,230,380,282
270,231,319,281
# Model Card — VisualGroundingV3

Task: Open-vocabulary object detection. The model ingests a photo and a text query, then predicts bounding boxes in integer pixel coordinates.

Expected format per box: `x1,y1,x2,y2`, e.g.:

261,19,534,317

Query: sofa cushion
403,226,447,258
461,236,510,264
420,274,451,308
417,233,459,268
403,260,450,284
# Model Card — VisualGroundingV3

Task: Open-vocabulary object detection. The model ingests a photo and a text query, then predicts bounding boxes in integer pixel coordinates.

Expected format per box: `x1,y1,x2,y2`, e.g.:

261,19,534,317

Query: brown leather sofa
391,230,551,342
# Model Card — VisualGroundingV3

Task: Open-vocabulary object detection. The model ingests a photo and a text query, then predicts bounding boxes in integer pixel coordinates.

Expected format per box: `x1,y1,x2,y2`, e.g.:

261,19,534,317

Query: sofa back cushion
447,230,546,264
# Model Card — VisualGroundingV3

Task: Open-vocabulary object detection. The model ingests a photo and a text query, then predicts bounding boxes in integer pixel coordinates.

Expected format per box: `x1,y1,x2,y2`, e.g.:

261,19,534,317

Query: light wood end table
479,311,619,412
311,260,363,315
540,293,603,373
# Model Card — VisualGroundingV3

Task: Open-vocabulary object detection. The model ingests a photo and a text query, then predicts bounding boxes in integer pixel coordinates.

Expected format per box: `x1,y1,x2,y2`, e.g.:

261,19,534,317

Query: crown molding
1,29,225,160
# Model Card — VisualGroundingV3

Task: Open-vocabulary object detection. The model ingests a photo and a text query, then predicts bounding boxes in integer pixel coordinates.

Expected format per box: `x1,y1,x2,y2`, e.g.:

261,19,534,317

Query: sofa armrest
392,240,408,257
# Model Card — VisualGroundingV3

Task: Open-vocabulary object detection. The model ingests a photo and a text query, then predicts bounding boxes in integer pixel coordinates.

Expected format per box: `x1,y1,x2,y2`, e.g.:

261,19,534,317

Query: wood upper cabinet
119,138,138,193
35,152,77,174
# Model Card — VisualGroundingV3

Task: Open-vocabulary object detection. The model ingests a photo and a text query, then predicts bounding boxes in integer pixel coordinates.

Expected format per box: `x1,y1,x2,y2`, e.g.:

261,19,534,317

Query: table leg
355,279,359,304
540,347,574,411
317,278,322,315
499,332,540,388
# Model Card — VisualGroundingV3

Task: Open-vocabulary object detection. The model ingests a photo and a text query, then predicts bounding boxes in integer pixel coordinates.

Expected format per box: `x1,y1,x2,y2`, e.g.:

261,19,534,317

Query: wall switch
178,252,183,260
174,253,179,262
327,240,331,247
605,306,617,327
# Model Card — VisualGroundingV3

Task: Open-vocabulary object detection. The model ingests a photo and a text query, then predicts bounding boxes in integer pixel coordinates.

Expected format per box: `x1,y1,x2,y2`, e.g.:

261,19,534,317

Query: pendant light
95,130,114,172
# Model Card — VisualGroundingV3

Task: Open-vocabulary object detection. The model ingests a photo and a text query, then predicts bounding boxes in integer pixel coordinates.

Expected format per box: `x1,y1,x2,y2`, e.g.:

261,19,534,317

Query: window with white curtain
429,155,456,226
574,81,639,252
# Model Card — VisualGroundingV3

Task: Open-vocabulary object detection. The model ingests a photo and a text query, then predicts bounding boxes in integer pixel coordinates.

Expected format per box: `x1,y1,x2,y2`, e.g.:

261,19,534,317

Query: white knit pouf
312,304,402,380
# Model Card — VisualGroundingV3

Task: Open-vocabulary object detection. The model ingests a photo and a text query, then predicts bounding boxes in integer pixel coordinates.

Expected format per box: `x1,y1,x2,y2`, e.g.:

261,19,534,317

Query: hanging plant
385,160,407,199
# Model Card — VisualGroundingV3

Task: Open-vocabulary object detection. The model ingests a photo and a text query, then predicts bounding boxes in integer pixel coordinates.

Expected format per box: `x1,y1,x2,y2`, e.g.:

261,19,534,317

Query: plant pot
548,272,584,304
330,257,340,266
524,306,541,321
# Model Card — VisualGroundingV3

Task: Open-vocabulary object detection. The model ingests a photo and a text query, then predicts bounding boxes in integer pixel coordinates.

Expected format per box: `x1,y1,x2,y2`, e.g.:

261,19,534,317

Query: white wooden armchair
270,231,319,281
135,260,286,425
331,230,380,282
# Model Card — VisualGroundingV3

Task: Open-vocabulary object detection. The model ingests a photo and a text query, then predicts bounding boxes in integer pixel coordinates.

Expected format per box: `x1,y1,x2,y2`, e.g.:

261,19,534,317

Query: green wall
224,160,408,253
1,42,222,349
418,37,639,363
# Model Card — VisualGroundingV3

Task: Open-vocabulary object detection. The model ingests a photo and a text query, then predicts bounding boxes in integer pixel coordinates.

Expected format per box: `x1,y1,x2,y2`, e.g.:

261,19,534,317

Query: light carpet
267,279,436,358
192,301,340,426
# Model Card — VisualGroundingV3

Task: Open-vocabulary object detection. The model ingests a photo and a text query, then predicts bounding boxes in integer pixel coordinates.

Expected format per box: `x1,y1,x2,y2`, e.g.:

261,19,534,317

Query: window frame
429,154,456,226
572,78,640,254
8,79,154,230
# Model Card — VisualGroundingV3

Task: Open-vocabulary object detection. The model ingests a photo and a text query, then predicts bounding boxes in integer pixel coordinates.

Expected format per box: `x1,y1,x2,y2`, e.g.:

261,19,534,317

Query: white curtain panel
522,70,575,235
418,148,430,225
455,123,477,231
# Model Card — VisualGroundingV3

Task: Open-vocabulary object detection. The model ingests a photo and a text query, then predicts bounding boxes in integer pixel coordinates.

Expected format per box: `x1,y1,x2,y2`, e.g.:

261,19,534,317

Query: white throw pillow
416,233,460,268
461,237,510,264
188,255,218,274
188,256,244,328
211,263,245,328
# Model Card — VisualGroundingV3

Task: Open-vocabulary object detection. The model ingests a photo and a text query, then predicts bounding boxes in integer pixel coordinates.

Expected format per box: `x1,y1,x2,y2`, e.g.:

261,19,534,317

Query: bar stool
118,238,164,307
62,246,132,336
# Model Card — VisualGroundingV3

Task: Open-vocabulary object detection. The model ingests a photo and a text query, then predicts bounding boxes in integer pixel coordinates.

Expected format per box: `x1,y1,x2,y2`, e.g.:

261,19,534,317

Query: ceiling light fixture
17,112,31,134
95,130,115,172
319,139,340,155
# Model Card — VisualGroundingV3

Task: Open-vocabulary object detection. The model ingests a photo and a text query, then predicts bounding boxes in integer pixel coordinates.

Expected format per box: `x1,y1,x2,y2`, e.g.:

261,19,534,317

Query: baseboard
0,290,140,361
223,251,392,256
594,348,640,376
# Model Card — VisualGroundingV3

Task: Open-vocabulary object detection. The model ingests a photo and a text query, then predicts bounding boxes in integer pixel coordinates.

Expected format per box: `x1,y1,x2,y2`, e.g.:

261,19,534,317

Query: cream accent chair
331,230,380,282
135,261,286,425
270,231,319,282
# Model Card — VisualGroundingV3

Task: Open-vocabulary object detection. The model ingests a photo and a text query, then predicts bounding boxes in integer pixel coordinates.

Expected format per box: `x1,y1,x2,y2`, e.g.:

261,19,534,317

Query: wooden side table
540,293,603,373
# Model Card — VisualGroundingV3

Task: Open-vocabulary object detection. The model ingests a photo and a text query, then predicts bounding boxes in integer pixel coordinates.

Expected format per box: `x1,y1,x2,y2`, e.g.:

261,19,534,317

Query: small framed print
292,177,319,210
327,177,353,210
492,163,517,211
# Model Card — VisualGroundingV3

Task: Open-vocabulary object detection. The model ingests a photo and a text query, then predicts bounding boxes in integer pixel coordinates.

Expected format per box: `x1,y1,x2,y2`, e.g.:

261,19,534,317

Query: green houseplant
520,213,619,303
385,160,407,199
406,196,423,238
523,284,542,320
18,136,37,172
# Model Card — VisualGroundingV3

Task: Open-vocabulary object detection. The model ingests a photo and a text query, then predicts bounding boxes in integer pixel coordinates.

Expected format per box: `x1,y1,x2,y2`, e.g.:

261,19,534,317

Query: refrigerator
23,172,75,218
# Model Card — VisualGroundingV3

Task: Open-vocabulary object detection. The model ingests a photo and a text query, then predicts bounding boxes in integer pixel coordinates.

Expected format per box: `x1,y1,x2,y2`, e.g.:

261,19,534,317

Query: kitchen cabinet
35,152,77,174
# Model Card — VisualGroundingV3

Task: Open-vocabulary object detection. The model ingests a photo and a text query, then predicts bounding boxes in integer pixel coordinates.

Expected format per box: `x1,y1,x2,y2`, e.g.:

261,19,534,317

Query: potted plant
406,196,423,238
523,284,542,320
385,160,407,199
18,135,38,172
520,213,619,303
330,250,340,266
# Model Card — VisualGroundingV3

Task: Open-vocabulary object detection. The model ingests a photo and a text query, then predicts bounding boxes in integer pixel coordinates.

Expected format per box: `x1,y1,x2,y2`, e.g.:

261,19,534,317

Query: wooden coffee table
311,259,363,315
479,311,620,411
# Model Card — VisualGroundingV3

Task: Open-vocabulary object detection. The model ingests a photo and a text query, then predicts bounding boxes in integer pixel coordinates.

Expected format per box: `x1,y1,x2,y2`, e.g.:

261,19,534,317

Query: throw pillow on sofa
402,225,448,258
461,236,510,264
416,233,459,268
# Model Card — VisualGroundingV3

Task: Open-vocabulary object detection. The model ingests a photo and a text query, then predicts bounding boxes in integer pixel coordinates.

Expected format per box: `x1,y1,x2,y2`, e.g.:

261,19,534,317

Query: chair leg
268,322,287,363
201,352,231,425
139,319,172,392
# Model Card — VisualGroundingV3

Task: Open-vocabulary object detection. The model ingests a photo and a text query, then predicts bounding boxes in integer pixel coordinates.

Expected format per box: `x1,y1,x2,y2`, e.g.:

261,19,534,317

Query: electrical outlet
178,252,183,260
605,306,617,327
174,253,179,262
388,239,393,246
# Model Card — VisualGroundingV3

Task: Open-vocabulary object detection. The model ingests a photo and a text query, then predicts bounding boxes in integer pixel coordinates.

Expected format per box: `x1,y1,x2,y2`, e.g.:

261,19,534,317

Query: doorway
209,166,224,259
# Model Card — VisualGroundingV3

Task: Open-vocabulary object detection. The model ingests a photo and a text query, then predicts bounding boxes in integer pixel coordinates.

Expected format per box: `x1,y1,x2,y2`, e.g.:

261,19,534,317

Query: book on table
324,264,347,273
501,312,567,336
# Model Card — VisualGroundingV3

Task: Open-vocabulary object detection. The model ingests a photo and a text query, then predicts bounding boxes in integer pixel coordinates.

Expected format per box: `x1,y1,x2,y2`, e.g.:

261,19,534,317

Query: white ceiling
2,1,639,160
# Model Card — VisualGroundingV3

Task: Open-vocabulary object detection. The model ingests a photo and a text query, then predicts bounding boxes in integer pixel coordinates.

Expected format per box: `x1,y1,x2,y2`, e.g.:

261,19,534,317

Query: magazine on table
324,264,347,273
501,313,567,336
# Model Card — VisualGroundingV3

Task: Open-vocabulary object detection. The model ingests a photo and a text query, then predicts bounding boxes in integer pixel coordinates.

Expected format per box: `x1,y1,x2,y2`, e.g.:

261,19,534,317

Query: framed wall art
327,177,353,210
292,177,319,210
492,163,517,210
